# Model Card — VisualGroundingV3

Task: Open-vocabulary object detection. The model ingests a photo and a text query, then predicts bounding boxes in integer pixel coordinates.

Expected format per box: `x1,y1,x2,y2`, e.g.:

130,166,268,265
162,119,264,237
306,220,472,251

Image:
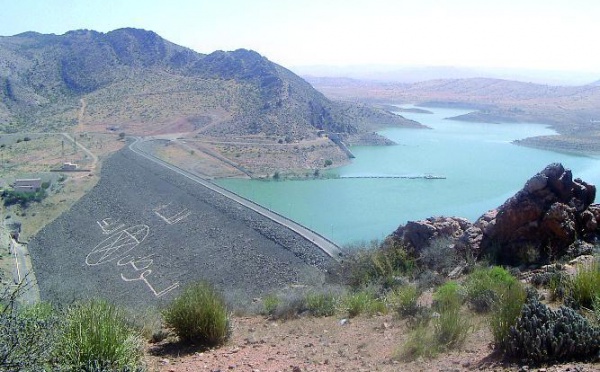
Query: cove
215,106,600,247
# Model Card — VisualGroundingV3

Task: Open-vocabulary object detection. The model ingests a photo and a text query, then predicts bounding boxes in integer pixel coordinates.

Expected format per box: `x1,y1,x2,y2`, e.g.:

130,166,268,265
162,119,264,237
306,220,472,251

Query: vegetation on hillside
0,28,413,139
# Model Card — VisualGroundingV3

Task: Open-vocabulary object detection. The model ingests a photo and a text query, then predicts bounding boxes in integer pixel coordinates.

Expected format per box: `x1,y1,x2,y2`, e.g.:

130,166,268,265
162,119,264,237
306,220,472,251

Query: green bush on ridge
465,266,519,313
162,281,230,346
56,299,144,371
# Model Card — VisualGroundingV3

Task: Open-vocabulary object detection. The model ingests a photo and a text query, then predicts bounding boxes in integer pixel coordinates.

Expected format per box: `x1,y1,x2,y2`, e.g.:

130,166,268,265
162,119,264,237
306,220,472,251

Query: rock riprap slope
28,147,335,310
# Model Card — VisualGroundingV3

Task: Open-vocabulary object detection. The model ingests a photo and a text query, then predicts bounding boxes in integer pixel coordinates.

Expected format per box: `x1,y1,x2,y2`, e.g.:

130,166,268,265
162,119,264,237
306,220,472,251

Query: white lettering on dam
86,220,179,298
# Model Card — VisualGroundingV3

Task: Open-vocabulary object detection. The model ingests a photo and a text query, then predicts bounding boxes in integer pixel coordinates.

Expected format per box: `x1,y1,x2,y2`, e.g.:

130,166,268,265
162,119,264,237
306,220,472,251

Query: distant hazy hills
295,65,600,86
0,28,411,136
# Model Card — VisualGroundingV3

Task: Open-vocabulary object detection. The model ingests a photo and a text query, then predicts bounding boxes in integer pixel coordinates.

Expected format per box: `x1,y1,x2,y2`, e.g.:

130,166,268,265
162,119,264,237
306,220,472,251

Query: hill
306,76,600,154
0,28,416,139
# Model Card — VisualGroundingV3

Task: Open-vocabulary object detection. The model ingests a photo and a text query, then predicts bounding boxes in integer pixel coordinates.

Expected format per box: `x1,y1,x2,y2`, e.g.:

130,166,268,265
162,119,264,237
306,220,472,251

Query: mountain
294,65,600,86
0,28,414,137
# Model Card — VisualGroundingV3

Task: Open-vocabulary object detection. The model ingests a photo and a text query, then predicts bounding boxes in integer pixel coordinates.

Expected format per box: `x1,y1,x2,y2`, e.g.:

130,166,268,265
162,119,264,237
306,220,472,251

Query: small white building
13,178,42,193
61,162,78,170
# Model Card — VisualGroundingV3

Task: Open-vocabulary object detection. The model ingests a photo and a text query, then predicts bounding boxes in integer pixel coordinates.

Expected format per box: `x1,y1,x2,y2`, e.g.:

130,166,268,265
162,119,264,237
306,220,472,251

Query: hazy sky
2,0,599,73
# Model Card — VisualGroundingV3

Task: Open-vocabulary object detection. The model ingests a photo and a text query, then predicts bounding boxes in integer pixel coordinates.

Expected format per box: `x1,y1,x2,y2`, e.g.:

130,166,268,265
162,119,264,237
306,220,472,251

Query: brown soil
145,314,600,372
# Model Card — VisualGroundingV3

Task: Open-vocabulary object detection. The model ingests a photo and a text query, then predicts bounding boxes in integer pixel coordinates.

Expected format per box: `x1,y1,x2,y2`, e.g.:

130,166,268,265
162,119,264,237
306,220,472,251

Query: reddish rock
477,163,597,264
389,163,600,267
391,216,472,257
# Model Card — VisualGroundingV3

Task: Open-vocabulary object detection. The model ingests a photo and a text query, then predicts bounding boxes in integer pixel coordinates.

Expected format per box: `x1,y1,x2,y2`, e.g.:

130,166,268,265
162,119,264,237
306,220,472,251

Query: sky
2,0,600,75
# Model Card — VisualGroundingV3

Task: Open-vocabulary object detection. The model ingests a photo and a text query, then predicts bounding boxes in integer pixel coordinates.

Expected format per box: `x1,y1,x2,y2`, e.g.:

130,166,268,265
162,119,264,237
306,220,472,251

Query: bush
465,266,519,312
432,282,471,349
388,285,421,318
2,189,47,207
490,282,527,350
305,292,338,317
57,299,143,371
568,261,600,309
1,293,58,371
506,299,600,363
343,290,386,318
548,270,570,301
263,290,308,320
163,282,230,346
341,240,416,289
262,294,280,317
433,281,464,310
419,237,465,275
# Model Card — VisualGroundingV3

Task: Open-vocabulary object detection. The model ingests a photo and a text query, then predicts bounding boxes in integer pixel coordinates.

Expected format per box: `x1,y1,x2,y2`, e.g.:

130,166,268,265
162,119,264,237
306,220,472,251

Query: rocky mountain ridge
0,28,417,137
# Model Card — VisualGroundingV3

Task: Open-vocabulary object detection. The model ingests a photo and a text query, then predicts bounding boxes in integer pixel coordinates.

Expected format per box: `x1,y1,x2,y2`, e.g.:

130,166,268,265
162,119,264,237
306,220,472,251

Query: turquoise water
216,106,600,246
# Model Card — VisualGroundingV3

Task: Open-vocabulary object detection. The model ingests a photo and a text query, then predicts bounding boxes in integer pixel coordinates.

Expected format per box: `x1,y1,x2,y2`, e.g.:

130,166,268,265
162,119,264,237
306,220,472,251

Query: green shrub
343,290,386,318
257,289,312,320
433,281,464,310
569,261,600,309
342,240,415,289
506,299,600,363
432,282,471,349
548,271,570,301
388,284,421,318
490,282,527,350
2,189,47,207
57,299,143,371
163,282,230,346
465,266,518,312
305,292,338,317
262,293,280,316
1,298,58,371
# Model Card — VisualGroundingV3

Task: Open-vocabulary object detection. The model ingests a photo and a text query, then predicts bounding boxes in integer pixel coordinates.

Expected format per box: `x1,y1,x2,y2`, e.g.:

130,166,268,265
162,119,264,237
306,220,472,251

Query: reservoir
215,106,600,246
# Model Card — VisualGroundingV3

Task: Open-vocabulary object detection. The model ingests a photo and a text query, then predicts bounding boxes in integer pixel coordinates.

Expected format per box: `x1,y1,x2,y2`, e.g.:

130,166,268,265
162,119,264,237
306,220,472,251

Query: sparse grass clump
1,297,58,371
465,266,519,312
162,281,230,346
388,284,421,318
262,293,280,317
341,240,416,289
56,299,144,371
432,281,471,349
489,282,527,350
568,261,600,309
343,289,386,318
396,323,438,361
305,292,338,317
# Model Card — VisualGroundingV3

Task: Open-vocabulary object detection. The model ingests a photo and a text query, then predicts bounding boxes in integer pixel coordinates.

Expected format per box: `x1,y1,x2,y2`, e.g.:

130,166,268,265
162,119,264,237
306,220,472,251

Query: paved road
9,237,39,304
129,137,344,260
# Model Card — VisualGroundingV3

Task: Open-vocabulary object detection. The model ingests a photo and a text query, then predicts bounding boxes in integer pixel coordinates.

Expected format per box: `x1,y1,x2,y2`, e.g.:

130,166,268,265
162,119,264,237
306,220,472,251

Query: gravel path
27,147,338,311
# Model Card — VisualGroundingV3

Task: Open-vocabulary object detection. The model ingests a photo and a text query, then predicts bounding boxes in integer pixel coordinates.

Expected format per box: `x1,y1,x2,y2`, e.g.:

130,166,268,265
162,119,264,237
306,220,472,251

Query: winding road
129,137,344,260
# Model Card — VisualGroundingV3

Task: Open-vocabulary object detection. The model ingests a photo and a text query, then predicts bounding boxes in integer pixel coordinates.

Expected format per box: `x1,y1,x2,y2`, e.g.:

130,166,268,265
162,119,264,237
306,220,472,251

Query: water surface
216,107,600,246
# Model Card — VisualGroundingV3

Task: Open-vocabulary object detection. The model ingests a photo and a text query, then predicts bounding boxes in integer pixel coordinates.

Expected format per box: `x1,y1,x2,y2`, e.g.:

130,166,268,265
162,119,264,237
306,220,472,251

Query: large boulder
390,216,472,257
389,163,600,267
476,163,597,264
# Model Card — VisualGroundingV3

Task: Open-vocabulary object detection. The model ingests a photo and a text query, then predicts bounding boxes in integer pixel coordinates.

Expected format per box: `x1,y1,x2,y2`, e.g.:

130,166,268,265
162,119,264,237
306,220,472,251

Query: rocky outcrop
390,216,472,257
475,163,597,264
390,163,600,266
